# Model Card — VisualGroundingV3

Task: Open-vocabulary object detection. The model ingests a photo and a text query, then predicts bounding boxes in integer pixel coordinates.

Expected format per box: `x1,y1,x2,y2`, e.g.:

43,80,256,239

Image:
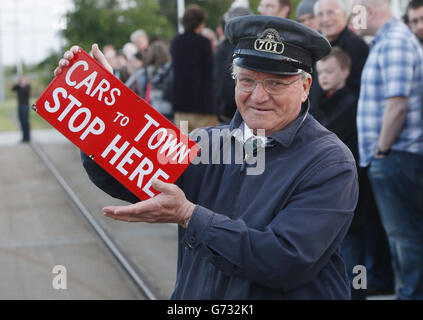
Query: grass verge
0,98,52,132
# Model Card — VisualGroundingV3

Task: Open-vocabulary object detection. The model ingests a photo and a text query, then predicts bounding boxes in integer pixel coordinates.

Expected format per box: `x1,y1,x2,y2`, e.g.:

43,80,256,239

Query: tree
158,0,302,33
33,50,62,88
191,0,235,30
120,0,175,41
158,0,234,32
62,0,173,52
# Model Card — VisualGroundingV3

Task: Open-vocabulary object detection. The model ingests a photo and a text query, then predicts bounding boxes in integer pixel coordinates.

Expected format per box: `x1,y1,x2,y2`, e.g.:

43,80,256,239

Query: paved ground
0,129,66,146
39,141,178,299
0,142,139,299
0,129,177,299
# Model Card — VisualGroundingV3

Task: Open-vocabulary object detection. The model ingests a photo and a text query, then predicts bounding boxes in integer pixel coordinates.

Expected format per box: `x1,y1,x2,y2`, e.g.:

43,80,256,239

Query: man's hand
102,180,196,228
54,44,113,77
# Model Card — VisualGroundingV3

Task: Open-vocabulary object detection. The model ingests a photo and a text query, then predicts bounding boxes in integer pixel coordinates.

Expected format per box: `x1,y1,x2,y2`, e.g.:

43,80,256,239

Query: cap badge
254,29,285,55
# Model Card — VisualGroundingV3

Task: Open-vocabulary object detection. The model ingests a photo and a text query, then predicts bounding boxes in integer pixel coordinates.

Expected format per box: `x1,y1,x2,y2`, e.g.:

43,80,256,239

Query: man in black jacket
310,0,368,111
170,5,217,133
12,75,31,143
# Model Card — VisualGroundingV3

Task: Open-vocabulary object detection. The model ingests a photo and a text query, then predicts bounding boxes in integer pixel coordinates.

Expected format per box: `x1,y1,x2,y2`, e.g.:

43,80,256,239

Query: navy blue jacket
81,103,358,299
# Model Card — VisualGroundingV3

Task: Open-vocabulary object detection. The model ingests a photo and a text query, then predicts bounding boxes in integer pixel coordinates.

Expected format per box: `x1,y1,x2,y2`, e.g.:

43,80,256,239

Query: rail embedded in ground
30,142,161,300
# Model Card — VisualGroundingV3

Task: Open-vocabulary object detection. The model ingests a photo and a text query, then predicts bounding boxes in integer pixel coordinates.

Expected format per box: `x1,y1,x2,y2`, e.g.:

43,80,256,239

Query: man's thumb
91,43,113,74
151,179,173,195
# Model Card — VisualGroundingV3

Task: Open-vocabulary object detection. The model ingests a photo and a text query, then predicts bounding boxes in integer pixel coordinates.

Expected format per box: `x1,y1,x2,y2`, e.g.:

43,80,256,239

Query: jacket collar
230,99,310,148
330,26,349,46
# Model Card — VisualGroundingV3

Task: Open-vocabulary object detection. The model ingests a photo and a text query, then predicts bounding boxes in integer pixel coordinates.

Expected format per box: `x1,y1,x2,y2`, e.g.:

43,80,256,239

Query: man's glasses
235,73,304,95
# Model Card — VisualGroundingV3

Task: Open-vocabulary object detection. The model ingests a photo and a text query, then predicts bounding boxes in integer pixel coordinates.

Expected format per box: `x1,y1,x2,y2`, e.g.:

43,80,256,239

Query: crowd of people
304,0,423,300
56,0,423,300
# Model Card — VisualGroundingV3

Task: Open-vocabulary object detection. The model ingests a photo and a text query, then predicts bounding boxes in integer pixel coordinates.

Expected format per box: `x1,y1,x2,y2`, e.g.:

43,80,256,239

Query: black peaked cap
225,15,332,75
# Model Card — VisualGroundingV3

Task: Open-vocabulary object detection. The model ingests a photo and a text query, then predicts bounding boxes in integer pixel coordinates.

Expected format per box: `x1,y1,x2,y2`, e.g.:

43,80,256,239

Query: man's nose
250,82,270,103
318,12,332,24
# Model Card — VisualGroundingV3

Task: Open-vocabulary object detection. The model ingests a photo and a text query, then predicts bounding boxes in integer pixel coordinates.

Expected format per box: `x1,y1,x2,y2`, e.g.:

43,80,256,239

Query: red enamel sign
34,49,199,200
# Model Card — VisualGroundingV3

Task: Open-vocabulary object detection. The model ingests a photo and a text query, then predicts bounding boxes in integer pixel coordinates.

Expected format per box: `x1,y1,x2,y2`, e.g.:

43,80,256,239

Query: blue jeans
18,104,30,142
368,151,423,300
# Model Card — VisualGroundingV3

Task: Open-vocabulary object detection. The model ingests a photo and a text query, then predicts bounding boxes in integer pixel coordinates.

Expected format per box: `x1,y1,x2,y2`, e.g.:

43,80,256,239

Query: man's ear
302,74,312,102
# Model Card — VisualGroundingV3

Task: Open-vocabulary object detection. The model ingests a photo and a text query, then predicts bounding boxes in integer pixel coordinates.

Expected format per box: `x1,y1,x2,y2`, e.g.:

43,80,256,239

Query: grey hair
231,63,239,79
314,0,351,15
130,29,148,43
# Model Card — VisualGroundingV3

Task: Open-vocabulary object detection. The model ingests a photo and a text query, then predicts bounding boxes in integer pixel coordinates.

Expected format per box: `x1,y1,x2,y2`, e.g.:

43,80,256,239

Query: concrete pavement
0,142,138,299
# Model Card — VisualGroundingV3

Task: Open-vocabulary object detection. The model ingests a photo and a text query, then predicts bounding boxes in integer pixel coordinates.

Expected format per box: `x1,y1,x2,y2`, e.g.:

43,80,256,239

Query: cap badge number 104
254,28,285,55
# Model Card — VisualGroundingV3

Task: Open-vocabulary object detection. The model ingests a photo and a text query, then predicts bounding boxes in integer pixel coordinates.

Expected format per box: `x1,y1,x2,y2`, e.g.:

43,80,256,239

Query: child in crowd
315,47,358,160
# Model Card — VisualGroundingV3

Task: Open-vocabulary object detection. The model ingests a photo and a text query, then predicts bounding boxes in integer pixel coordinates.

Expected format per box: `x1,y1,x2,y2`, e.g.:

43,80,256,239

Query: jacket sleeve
181,160,358,291
80,151,140,204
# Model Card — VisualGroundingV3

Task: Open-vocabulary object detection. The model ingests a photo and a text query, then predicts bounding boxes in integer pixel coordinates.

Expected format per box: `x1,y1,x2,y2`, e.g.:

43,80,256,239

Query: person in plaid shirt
352,0,423,299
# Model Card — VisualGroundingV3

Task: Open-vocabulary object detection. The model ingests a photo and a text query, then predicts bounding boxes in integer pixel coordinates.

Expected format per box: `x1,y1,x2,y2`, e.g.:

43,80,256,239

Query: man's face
18,76,27,85
298,13,318,30
408,6,423,43
134,35,149,51
235,67,311,135
259,0,290,18
315,0,348,41
316,57,349,92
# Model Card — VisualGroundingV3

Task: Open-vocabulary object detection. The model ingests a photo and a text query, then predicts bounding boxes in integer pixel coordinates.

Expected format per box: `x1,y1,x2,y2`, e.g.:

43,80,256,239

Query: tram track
29,141,163,300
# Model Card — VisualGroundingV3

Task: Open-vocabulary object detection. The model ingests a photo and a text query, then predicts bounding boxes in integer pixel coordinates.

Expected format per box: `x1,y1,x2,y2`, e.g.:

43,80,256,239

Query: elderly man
406,0,423,44
310,0,368,109
130,29,149,55
258,0,291,18
351,0,423,300
55,16,358,299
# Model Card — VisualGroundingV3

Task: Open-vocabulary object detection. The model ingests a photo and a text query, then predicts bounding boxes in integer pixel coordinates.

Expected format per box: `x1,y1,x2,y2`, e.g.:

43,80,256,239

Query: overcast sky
0,0,72,66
